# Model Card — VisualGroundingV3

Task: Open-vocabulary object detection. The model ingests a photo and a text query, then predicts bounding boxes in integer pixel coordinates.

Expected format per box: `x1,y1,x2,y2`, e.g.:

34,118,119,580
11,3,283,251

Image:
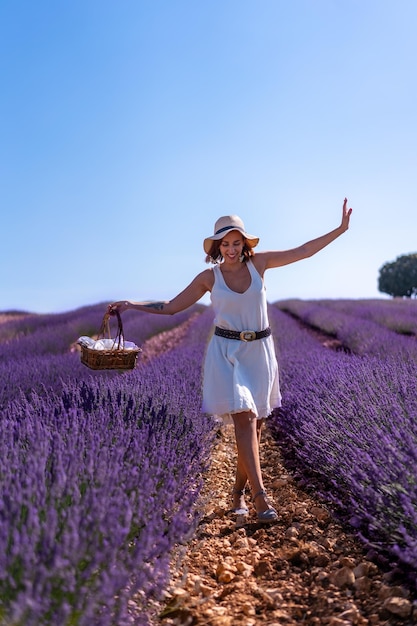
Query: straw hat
203,215,259,254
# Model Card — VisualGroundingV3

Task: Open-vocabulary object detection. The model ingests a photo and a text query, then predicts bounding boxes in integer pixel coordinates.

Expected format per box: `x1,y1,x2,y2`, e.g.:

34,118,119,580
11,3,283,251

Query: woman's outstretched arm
255,197,352,272
108,268,214,316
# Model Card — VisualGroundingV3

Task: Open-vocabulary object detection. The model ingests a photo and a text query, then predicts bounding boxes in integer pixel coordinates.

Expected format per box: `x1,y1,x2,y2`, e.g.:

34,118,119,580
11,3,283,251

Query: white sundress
202,259,282,424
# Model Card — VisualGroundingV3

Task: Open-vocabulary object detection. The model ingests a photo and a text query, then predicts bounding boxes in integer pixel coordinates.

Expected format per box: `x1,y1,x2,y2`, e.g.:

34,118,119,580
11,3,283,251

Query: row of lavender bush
319,298,417,336
269,303,417,585
0,304,203,410
276,298,417,358
0,305,216,625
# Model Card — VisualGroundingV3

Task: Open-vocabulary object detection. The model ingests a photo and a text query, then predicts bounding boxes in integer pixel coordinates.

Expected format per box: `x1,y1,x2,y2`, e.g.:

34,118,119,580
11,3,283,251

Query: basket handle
99,310,125,349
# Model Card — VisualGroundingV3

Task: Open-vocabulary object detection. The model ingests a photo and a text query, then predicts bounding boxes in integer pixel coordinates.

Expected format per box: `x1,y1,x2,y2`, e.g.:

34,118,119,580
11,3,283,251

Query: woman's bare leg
232,418,265,511
232,418,263,495
232,412,269,514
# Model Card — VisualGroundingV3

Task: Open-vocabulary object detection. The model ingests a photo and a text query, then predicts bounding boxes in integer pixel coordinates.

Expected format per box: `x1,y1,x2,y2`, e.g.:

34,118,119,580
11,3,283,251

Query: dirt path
0,313,32,324
150,423,415,625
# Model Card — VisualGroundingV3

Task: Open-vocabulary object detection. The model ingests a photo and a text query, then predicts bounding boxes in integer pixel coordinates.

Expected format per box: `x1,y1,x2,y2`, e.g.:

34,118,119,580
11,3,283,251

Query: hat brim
203,227,259,255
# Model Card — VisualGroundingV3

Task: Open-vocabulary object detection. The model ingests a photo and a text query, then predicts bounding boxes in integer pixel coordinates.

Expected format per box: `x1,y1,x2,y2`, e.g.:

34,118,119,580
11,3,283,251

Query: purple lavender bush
0,304,203,410
320,298,417,336
0,305,216,625
276,298,417,358
269,304,417,584
0,303,202,357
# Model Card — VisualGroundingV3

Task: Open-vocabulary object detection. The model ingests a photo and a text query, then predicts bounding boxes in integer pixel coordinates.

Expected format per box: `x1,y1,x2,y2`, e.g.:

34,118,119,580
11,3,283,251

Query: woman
109,198,352,523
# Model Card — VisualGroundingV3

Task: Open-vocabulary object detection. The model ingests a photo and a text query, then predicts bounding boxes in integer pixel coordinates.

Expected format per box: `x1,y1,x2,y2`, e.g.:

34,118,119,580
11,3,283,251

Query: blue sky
1,0,416,313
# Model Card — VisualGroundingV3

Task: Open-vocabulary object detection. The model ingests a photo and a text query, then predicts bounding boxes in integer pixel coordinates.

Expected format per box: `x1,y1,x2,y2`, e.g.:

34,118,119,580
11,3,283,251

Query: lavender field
0,304,216,625
1,297,417,624
269,298,417,583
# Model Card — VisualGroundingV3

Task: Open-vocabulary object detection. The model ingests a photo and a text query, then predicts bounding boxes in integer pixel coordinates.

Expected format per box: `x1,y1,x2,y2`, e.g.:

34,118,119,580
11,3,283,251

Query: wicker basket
80,310,142,371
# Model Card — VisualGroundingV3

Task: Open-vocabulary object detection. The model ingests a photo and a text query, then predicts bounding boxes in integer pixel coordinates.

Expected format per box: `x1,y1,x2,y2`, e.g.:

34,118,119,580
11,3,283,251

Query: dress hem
212,403,282,426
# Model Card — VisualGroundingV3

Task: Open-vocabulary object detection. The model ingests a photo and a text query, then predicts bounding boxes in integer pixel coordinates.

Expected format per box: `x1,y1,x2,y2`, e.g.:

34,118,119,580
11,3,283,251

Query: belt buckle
240,330,256,342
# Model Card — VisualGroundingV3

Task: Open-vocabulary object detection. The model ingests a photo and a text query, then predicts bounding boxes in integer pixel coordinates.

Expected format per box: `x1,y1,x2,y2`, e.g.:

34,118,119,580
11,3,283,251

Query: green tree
378,253,417,298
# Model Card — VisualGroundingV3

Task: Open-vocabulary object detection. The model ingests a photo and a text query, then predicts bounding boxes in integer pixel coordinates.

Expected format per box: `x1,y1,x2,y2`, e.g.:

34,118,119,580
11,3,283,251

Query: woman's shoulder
195,267,215,291
250,253,268,277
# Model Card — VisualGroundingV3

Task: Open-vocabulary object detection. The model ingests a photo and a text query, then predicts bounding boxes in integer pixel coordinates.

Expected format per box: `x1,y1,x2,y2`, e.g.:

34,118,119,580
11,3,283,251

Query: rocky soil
0,312,32,324
149,424,417,626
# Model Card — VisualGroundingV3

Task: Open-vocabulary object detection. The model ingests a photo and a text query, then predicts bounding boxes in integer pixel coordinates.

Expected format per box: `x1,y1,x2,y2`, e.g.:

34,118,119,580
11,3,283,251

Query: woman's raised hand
340,197,353,232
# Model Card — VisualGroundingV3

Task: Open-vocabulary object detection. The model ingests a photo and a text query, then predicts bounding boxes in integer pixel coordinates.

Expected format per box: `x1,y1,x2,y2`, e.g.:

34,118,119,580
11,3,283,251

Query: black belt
214,326,271,342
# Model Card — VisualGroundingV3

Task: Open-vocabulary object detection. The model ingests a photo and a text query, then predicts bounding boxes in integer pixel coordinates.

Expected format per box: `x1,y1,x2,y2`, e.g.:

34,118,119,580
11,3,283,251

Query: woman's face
220,230,244,264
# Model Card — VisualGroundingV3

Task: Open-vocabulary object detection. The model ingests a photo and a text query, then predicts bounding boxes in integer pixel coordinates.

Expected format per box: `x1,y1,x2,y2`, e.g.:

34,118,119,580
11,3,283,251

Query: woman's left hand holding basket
108,301,131,316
